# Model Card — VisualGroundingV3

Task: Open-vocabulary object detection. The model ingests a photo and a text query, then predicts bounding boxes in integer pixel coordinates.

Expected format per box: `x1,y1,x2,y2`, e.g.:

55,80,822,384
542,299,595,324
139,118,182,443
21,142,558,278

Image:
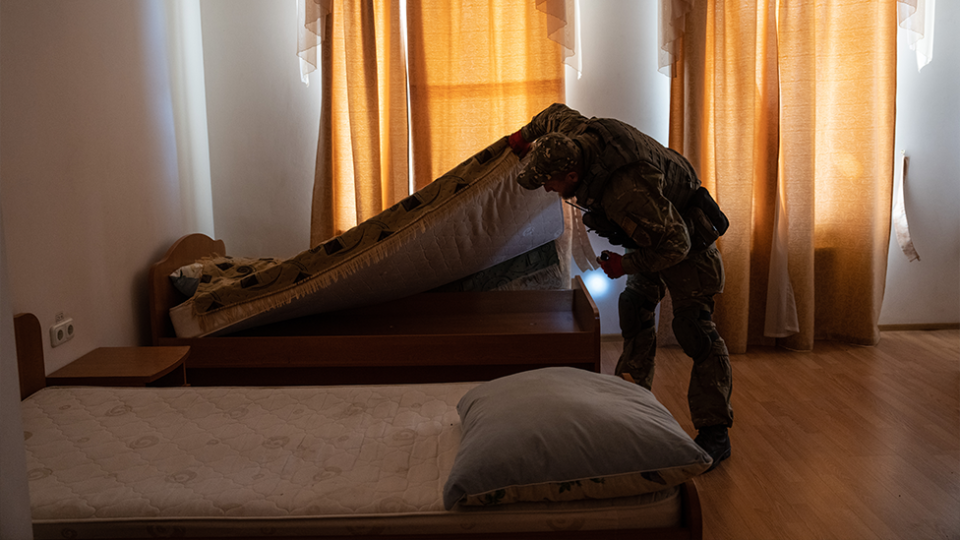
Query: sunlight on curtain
405,1,564,189
669,0,897,351
309,0,409,246
304,1,568,248
403,1,568,281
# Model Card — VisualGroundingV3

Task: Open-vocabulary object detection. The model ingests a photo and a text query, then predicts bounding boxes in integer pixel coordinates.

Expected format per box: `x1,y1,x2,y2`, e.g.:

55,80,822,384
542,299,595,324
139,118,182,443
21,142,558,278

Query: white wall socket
50,317,75,347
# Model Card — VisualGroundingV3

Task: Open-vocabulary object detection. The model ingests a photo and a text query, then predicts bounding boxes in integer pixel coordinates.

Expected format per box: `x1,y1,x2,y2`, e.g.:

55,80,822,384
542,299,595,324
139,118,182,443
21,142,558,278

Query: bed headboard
14,313,46,400
148,234,226,345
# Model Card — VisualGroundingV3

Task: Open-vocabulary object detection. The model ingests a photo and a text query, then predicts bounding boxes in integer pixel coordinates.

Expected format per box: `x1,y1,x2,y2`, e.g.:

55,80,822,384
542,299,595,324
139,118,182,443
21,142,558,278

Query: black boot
695,425,731,472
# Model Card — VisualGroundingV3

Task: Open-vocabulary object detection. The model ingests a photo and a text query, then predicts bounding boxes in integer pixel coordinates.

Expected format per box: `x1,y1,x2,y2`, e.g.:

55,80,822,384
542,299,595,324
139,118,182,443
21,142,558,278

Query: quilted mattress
169,138,564,338
22,384,682,539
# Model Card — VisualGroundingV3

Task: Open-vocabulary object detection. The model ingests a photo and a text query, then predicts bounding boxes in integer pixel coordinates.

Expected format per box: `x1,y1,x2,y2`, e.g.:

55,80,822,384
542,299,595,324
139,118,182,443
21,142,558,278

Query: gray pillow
169,262,203,297
442,367,712,509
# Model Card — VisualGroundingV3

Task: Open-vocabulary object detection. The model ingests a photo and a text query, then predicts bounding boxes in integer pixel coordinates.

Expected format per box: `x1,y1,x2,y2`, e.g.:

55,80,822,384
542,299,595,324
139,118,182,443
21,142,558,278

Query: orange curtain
308,1,566,247
405,0,564,189
310,0,408,246
668,0,897,352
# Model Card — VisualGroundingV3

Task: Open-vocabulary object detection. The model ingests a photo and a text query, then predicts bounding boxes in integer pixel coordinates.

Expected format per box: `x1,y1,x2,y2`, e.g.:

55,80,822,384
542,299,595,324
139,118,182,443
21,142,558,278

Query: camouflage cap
516,132,581,190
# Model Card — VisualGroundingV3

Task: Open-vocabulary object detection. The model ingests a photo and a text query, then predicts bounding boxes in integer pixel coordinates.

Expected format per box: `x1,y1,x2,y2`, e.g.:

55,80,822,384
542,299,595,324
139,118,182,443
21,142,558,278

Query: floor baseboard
602,325,959,342
878,322,960,331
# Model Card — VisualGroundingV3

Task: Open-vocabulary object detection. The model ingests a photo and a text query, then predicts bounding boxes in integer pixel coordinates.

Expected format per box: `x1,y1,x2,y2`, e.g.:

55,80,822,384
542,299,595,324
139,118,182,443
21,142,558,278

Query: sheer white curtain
658,0,692,77
297,0,331,84
898,0,936,71
163,0,215,238
536,0,581,76
894,0,935,261
0,205,33,540
298,1,582,85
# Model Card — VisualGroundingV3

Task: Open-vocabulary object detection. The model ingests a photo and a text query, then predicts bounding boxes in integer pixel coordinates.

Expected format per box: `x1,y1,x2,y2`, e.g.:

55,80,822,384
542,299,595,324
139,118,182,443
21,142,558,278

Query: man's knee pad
619,288,657,339
672,309,718,362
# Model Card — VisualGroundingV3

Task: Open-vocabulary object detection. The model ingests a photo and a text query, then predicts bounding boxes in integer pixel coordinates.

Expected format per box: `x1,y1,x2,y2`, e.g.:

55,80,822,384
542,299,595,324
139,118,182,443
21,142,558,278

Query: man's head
516,132,581,198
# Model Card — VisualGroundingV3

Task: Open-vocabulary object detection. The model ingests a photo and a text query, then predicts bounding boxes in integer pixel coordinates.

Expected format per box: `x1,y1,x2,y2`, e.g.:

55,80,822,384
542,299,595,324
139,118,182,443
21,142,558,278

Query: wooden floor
600,329,960,540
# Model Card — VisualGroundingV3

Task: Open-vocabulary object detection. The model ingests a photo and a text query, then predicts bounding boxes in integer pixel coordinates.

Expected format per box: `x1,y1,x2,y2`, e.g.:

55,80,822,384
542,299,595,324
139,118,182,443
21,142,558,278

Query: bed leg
681,480,703,540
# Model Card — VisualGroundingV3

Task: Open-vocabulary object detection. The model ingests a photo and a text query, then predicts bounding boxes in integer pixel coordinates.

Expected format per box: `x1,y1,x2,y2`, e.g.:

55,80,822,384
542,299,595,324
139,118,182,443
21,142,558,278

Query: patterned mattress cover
169,138,565,338
22,384,682,539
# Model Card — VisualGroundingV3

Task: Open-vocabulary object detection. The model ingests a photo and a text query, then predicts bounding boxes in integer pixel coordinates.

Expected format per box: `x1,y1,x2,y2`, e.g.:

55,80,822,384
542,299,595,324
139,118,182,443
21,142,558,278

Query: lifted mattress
169,138,563,338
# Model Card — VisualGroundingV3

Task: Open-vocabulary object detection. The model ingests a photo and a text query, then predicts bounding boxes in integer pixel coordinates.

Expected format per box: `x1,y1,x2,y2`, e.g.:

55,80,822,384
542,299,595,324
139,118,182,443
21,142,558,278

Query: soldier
508,103,734,471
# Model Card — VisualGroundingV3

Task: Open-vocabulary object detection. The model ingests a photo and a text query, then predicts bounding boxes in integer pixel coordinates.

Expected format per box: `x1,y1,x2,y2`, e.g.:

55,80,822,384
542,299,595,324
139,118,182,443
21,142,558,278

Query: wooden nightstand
46,346,190,387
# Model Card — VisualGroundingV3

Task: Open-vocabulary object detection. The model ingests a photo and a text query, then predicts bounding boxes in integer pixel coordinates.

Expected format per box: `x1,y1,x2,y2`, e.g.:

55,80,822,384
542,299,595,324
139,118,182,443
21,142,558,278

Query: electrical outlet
50,317,75,348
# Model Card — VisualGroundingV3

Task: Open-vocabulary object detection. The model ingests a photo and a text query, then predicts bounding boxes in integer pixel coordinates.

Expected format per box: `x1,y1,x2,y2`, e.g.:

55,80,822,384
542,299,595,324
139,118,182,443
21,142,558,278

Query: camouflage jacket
520,103,700,274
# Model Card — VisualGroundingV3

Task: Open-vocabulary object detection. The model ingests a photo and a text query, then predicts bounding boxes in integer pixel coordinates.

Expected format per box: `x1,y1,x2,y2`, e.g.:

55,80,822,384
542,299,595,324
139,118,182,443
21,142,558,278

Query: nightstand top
46,346,190,386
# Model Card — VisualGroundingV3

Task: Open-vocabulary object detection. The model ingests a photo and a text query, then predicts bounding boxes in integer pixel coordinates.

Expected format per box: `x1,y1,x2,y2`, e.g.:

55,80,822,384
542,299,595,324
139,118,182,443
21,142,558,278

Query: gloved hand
598,251,624,279
508,130,531,158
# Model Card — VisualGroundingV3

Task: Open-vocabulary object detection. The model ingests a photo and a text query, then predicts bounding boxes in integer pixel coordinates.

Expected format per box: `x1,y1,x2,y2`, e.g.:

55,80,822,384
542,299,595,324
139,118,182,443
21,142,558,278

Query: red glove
598,251,624,279
508,130,531,158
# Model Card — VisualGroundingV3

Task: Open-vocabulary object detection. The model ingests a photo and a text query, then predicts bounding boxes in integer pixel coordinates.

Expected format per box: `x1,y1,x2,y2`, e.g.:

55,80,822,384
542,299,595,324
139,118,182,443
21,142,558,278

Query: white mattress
22,384,682,538
169,140,564,338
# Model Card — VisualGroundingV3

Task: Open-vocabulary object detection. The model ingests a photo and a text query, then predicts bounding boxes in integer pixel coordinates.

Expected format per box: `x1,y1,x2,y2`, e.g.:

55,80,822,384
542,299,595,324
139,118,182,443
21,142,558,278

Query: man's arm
517,103,589,145
603,163,691,274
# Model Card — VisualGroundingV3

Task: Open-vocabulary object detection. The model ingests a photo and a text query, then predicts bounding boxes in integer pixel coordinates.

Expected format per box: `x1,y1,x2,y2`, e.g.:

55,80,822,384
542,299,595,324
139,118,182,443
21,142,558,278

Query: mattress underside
23,385,681,539
169,139,565,338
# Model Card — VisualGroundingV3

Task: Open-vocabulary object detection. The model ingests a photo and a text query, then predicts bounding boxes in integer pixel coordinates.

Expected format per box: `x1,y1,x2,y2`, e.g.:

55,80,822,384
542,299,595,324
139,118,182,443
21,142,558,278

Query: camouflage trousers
614,245,734,429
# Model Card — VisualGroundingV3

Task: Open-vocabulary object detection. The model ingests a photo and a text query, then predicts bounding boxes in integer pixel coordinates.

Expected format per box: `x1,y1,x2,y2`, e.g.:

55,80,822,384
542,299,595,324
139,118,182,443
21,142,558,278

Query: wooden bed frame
148,234,603,386
15,312,703,540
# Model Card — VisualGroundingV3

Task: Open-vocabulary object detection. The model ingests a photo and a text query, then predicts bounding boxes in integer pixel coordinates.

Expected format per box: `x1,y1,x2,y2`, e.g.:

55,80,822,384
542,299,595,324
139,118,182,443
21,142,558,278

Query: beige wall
0,0,185,373
199,0,320,259
878,3,960,326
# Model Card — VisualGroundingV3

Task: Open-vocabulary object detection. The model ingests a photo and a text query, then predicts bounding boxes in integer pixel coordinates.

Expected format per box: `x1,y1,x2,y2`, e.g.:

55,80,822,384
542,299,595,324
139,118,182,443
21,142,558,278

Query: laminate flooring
600,329,960,540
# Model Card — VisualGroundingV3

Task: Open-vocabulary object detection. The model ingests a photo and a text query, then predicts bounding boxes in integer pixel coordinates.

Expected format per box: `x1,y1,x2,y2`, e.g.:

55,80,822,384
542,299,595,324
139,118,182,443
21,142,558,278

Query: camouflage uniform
516,103,733,430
